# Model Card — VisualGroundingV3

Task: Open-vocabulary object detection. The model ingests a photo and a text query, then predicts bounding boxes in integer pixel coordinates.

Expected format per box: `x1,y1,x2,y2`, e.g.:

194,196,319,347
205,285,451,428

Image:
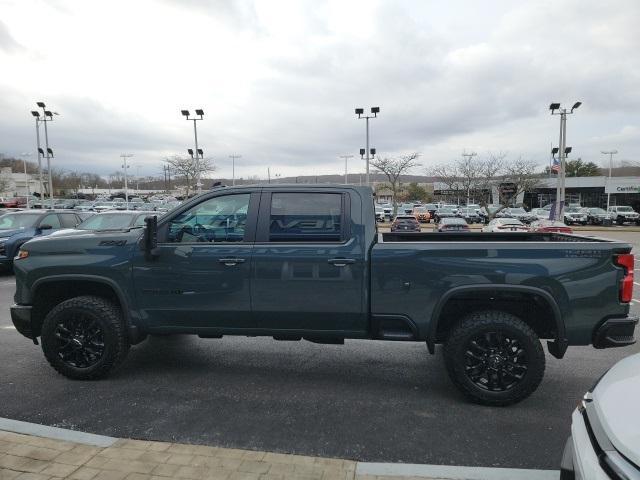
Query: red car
0,197,27,208
529,220,573,233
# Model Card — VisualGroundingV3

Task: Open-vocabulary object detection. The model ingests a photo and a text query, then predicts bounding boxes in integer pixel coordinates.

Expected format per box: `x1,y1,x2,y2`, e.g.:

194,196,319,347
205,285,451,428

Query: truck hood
48,228,137,238
592,352,640,467
23,228,143,254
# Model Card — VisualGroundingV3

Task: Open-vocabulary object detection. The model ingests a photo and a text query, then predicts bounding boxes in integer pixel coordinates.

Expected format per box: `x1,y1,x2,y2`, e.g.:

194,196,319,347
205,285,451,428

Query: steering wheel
191,223,206,235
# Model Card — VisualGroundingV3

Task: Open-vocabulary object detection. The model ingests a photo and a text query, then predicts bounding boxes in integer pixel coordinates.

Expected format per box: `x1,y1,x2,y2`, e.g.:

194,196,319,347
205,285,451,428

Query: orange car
412,206,431,223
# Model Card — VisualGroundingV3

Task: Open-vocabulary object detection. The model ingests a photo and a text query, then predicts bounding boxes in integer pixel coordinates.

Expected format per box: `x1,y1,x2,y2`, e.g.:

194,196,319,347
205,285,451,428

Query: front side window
168,194,250,243
40,214,61,229
269,193,342,242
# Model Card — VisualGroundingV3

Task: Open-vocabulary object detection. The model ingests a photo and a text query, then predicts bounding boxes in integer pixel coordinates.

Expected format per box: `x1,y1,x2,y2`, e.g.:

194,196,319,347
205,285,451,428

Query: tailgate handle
328,258,355,267
218,258,246,266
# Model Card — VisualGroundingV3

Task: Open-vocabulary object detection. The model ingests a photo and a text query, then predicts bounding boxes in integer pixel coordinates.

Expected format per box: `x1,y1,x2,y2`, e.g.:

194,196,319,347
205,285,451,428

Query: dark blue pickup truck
10,185,638,405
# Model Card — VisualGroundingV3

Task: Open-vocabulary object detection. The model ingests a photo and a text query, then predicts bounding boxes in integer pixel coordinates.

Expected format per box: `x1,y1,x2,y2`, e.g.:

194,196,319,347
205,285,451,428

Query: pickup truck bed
9,184,638,406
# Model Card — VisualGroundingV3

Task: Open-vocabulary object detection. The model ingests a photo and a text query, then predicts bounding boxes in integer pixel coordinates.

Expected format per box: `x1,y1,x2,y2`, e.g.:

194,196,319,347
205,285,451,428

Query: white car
608,206,640,225
561,351,640,480
482,218,529,232
531,208,551,221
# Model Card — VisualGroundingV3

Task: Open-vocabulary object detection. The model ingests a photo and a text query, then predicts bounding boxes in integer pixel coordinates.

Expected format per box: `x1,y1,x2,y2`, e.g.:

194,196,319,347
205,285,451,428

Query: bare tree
499,156,541,209
429,163,462,196
164,155,215,197
471,152,507,210
371,153,421,214
0,172,10,195
430,152,541,221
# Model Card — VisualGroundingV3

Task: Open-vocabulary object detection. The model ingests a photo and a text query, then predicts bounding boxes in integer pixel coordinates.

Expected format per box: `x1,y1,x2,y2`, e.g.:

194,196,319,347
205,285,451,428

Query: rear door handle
327,258,355,267
218,258,246,266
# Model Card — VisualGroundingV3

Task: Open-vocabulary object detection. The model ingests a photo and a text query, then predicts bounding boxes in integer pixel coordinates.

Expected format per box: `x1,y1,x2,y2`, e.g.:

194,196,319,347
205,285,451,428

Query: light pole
549,102,581,221
359,148,376,184
187,148,204,191
339,155,353,184
355,107,379,186
19,152,32,208
136,166,141,193
181,109,204,194
30,111,45,200
36,102,58,203
462,151,477,205
229,155,241,186
601,150,618,211
121,154,133,203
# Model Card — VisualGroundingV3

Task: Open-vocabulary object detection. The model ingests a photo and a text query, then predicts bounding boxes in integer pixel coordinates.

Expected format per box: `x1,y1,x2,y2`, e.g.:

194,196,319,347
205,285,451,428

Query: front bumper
593,316,638,348
10,304,34,339
560,436,576,480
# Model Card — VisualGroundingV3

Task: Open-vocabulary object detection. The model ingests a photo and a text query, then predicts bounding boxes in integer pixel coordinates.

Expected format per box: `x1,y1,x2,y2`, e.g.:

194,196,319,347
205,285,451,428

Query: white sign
605,177,640,194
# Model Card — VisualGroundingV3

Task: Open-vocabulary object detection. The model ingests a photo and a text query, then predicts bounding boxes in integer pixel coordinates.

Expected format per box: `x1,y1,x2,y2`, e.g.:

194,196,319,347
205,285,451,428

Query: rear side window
269,193,342,242
59,214,79,228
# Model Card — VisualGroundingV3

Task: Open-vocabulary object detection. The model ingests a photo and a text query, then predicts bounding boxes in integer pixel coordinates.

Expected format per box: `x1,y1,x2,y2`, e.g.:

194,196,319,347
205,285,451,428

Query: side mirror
143,216,159,260
39,224,53,230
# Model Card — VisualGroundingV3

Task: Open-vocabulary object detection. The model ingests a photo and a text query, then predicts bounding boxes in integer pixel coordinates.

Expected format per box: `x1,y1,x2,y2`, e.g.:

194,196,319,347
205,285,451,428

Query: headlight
15,250,29,260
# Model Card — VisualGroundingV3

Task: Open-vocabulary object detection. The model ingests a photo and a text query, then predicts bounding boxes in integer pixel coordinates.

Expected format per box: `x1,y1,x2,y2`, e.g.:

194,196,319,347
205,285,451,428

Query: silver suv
607,206,640,225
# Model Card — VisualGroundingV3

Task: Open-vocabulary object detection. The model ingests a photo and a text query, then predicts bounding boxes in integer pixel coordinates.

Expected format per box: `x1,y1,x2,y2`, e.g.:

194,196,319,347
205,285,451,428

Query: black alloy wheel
54,313,105,368
463,331,527,392
444,310,545,406
41,295,130,379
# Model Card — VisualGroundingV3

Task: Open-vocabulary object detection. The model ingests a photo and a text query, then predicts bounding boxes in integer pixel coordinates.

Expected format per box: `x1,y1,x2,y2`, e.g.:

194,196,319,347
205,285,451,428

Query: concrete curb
357,462,559,479
0,417,117,447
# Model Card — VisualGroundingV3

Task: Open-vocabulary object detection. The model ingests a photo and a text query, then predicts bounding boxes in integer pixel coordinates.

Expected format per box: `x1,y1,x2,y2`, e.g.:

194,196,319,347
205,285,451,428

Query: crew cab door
132,191,259,330
251,190,367,335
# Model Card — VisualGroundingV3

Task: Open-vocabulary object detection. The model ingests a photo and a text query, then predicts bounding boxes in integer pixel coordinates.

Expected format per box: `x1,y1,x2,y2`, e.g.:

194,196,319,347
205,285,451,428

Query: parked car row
0,209,162,271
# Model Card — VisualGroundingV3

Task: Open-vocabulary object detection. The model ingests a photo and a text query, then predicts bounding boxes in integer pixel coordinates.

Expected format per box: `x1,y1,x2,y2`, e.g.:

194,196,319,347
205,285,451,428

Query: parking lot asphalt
1,229,639,471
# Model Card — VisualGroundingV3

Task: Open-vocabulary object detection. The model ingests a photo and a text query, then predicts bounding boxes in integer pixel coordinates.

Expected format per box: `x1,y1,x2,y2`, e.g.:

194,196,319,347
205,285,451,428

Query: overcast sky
1,0,638,180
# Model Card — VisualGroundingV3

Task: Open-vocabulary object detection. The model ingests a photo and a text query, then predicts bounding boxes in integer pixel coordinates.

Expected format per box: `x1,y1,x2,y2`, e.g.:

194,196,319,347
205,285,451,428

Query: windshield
617,206,633,212
77,214,136,230
0,214,40,229
414,207,427,212
509,208,526,214
438,207,455,213
590,208,606,214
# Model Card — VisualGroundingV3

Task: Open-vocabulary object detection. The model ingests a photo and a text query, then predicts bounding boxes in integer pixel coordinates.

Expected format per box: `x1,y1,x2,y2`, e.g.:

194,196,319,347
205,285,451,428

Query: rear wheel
617,216,624,225
444,310,545,406
41,296,129,380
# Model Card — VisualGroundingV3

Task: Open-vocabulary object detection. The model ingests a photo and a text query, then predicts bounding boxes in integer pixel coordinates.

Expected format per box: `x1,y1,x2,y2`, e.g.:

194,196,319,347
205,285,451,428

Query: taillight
614,254,634,303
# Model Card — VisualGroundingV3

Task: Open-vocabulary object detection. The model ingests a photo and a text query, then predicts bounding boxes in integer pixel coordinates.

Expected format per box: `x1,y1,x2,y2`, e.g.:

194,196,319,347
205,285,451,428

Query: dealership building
432,175,640,209
524,176,640,209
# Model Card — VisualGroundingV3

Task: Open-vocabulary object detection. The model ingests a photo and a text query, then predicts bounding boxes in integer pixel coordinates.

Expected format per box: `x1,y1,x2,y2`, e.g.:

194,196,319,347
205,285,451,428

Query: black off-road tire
616,216,624,225
41,295,130,380
444,310,545,406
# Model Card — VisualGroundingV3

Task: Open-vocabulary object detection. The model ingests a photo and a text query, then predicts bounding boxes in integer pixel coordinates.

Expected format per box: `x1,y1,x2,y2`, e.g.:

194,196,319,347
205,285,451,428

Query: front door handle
327,258,355,267
218,258,246,266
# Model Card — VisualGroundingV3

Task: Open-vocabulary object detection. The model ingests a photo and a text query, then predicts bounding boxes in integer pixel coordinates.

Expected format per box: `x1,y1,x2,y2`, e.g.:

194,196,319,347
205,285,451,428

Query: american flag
551,157,560,173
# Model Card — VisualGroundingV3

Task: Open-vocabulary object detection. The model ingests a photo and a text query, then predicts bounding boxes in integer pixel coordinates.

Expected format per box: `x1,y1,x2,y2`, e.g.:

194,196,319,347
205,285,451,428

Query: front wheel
41,296,130,380
443,310,545,406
